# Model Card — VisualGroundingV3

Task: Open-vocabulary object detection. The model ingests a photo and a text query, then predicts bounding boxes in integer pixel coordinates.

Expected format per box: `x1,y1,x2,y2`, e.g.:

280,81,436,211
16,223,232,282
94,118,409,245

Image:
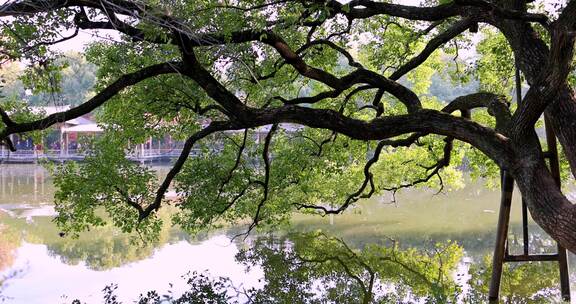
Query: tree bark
493,12,576,253
514,158,576,253
495,8,576,177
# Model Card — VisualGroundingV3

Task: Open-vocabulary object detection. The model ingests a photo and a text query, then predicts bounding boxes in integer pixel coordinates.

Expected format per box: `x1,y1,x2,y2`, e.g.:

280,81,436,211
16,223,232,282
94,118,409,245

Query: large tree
1,0,576,251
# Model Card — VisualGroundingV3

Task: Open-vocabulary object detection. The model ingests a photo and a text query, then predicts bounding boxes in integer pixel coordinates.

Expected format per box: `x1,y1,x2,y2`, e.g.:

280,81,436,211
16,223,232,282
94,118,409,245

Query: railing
0,149,38,159
0,148,205,163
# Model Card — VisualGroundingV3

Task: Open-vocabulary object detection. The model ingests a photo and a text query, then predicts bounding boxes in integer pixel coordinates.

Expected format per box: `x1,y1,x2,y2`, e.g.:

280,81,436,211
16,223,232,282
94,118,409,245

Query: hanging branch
239,123,278,237
217,128,249,199
382,137,454,200
295,133,423,215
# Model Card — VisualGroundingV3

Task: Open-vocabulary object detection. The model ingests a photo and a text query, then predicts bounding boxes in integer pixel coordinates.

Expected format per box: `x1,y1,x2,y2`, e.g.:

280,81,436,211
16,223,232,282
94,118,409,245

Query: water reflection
0,164,574,303
0,165,51,205
1,237,262,304
237,232,462,303
63,232,565,303
467,256,561,303
0,225,19,272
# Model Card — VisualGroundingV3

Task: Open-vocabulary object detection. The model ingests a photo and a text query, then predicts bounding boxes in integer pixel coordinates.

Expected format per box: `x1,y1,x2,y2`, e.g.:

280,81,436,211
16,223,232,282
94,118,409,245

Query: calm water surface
0,164,575,303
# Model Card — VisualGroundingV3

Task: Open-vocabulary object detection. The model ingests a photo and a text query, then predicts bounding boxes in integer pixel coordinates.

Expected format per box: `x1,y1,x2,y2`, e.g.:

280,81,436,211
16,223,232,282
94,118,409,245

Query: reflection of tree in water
506,229,558,255
466,256,560,303
462,228,562,303
70,231,565,303
3,210,223,271
0,224,20,272
289,220,560,262
237,232,464,303
71,231,465,303
43,213,176,270
47,235,160,271
71,272,237,304
464,229,563,304
45,225,222,270
0,224,22,303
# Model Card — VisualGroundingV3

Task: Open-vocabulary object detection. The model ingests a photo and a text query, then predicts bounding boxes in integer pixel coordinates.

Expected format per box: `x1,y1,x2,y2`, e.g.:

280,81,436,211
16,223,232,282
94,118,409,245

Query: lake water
0,164,574,303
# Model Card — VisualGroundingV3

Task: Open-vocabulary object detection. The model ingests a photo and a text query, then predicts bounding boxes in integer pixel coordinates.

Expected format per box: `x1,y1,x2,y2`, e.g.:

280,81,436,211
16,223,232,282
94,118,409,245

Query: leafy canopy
0,0,567,240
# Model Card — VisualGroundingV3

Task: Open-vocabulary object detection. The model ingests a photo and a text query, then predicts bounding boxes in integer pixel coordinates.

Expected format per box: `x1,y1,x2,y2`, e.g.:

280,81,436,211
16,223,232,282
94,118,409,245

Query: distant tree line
1,52,96,106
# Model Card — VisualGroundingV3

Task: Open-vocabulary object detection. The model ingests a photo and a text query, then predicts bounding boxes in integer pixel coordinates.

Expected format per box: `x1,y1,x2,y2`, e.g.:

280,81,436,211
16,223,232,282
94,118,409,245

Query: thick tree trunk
545,89,576,177
498,20,576,177
493,16,576,253
514,159,576,253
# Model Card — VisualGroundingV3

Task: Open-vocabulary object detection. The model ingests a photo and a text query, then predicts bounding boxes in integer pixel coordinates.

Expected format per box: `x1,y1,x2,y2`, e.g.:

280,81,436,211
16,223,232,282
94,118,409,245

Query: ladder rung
504,253,559,262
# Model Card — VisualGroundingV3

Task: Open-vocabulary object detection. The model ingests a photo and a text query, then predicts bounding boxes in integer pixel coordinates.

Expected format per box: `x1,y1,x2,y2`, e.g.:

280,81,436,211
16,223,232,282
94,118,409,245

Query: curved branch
139,120,237,220
0,0,148,17
0,0,77,16
338,0,463,21
159,25,421,112
0,61,184,144
390,18,474,81
442,92,511,130
382,137,453,195
339,85,375,113
280,89,342,105
178,46,512,169
249,106,512,167
296,39,363,69
295,92,507,214
258,35,422,111
114,185,144,215
454,0,549,28
336,0,548,26
194,0,289,13
181,35,421,113
296,133,426,215
0,107,14,128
